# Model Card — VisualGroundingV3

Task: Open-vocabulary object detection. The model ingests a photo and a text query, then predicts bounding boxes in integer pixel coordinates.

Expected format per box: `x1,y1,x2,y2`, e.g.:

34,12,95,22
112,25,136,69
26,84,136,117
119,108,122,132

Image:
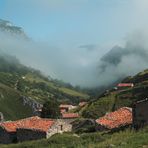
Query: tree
41,99,60,118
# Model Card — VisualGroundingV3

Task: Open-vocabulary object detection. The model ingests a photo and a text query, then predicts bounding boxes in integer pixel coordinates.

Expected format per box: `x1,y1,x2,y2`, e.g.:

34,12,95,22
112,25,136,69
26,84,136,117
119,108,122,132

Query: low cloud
79,44,97,51
97,31,148,86
0,24,100,87
1,20,148,88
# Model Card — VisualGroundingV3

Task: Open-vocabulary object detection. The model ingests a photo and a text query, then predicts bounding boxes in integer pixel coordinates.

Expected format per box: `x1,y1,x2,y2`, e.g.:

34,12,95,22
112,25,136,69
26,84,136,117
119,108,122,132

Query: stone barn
133,98,148,129
17,118,72,142
95,107,132,132
0,116,72,144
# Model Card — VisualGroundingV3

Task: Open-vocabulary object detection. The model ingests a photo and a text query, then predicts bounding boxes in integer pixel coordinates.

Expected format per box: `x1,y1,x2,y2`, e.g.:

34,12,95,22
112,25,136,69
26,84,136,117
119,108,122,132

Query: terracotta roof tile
117,83,134,87
96,107,132,129
0,116,55,133
62,113,79,119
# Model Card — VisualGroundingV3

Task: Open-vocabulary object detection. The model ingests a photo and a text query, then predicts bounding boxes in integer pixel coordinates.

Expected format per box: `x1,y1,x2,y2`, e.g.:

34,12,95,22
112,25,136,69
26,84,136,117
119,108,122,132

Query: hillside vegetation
81,69,148,119
1,126,148,148
0,54,89,120
0,83,32,120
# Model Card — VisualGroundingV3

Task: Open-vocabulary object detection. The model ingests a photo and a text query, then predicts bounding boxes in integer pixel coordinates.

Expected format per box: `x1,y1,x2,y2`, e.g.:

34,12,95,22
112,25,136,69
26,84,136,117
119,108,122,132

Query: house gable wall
47,119,72,138
0,127,16,144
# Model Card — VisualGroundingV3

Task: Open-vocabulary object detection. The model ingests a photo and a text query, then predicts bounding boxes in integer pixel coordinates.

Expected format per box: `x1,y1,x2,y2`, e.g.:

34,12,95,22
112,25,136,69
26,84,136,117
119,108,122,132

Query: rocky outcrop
21,96,43,115
0,19,28,39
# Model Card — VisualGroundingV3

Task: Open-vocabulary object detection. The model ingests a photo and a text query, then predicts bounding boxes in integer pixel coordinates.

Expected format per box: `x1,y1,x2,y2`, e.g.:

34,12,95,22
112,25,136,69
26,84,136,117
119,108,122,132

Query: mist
0,27,101,87
1,26,148,88
0,0,148,87
97,32,148,86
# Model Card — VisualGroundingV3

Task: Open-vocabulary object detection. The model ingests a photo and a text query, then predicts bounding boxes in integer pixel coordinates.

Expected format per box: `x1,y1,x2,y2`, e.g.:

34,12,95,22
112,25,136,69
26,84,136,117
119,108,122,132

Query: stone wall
47,119,72,138
133,99,148,129
17,128,46,142
0,127,16,144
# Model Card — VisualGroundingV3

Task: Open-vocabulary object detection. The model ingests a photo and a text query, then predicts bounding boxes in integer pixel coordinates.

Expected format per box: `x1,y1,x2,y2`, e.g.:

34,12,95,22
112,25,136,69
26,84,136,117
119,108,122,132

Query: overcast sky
0,0,148,87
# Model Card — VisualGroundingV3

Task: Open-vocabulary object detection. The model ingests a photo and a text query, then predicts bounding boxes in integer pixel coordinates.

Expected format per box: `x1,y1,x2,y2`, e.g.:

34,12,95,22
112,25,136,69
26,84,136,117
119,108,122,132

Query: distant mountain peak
0,19,29,39
0,19,13,26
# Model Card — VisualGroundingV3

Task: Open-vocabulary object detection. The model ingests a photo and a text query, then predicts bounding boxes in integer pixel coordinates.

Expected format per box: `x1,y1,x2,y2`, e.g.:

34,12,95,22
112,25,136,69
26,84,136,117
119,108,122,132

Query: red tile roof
0,116,55,133
0,120,20,132
117,83,134,87
96,107,132,129
62,113,79,119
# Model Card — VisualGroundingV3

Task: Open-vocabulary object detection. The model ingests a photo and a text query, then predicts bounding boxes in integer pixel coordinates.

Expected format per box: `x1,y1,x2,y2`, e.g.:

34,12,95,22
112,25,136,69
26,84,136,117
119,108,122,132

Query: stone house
59,104,77,113
95,107,132,131
133,98,148,129
0,116,72,144
17,118,72,142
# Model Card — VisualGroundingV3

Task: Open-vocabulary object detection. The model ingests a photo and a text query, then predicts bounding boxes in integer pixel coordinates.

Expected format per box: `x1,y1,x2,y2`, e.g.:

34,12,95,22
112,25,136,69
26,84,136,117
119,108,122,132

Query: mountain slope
81,68,148,118
0,83,32,120
0,54,89,120
0,19,28,39
97,39,148,89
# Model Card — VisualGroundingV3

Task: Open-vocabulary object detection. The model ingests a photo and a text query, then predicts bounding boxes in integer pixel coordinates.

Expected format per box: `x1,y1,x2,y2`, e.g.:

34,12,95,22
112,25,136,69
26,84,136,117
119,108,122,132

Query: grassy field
25,73,55,88
1,127,148,148
97,127,148,148
25,73,89,99
58,87,89,98
81,94,116,118
0,83,32,120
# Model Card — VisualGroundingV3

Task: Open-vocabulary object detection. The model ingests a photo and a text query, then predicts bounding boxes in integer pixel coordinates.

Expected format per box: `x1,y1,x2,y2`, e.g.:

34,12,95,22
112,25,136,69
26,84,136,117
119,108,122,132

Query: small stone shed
17,118,72,142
